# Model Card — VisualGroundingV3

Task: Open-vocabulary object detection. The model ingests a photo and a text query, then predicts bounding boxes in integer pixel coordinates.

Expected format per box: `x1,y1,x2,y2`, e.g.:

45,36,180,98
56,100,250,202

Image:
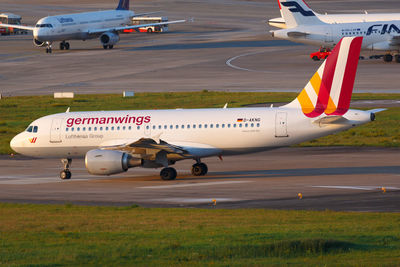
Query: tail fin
116,0,129,10
286,37,363,118
279,0,323,28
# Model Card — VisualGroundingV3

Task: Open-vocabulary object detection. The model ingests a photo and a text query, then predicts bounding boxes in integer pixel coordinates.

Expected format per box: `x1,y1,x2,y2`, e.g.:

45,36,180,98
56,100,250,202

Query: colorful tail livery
116,0,129,10
279,0,323,28
287,37,363,118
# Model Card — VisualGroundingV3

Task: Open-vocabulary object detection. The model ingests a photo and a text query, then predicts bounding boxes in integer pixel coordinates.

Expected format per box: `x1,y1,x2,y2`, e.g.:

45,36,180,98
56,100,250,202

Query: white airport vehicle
269,0,400,29
271,0,400,62
127,16,169,33
0,0,184,53
10,37,384,181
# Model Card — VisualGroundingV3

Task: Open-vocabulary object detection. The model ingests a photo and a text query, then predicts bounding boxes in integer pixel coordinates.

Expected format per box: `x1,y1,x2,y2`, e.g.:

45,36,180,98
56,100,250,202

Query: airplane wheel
192,163,208,176
65,42,70,50
395,54,400,63
60,43,65,50
60,170,71,180
312,56,319,61
160,167,177,180
147,28,153,33
109,45,113,49
383,54,393,62
103,45,108,49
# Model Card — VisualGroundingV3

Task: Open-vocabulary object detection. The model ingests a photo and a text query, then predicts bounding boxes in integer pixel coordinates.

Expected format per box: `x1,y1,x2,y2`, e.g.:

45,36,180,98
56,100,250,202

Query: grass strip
0,203,399,266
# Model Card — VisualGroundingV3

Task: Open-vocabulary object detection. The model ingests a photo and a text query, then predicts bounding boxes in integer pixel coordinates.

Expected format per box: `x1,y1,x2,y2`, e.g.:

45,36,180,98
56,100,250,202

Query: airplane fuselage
34,10,134,42
10,107,372,159
273,20,400,51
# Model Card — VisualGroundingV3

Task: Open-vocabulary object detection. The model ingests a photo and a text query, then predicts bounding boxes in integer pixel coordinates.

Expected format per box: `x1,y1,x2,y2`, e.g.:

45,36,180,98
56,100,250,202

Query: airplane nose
10,134,22,153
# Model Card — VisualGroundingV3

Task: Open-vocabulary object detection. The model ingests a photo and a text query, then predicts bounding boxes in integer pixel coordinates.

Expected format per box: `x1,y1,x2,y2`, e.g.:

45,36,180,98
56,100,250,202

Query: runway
1,0,400,95
1,147,399,211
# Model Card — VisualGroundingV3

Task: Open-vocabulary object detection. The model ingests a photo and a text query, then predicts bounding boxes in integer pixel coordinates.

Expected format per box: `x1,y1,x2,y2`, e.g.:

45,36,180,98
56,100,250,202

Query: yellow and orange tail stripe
296,37,363,118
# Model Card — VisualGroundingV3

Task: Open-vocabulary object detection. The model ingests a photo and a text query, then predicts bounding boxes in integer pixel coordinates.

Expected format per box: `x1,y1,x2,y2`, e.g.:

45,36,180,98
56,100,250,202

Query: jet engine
100,32,120,46
85,149,142,175
33,38,46,47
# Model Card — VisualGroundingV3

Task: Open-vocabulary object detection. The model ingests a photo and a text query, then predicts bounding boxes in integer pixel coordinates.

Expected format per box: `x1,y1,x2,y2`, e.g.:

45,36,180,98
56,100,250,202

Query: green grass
1,92,399,154
0,203,400,266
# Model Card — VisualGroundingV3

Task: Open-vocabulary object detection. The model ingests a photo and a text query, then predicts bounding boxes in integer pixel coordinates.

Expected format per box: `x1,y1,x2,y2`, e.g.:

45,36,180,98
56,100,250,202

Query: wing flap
0,24,35,31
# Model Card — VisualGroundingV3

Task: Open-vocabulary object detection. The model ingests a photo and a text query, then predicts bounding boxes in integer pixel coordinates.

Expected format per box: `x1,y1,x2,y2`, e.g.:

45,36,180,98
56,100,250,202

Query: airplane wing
87,20,186,35
0,23,35,31
101,137,221,165
132,11,162,17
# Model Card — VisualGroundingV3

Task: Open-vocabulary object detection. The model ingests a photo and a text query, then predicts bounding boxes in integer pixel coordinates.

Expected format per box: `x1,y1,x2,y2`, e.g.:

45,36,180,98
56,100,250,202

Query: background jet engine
99,32,120,49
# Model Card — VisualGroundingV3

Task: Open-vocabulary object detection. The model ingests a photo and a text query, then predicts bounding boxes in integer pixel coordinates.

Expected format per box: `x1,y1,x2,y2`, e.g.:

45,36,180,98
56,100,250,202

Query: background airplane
269,0,400,29
10,37,384,181
271,0,400,62
0,0,185,53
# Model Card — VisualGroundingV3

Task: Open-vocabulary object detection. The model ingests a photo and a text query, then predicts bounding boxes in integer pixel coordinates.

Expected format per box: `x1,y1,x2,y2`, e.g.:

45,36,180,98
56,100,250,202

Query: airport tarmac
1,147,399,211
1,0,400,95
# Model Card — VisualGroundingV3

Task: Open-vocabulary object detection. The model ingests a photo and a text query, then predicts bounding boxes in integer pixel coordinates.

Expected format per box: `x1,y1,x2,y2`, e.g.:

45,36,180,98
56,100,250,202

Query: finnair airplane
0,0,185,53
271,0,400,62
10,37,384,181
269,0,400,29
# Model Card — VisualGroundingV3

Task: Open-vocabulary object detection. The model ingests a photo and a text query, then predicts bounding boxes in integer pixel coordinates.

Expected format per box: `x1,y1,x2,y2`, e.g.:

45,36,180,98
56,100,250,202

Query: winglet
285,37,363,118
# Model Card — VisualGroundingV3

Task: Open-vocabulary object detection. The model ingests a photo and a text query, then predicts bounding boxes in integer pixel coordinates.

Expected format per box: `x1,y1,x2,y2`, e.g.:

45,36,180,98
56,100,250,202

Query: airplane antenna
223,103,228,109
66,107,70,113
270,104,273,108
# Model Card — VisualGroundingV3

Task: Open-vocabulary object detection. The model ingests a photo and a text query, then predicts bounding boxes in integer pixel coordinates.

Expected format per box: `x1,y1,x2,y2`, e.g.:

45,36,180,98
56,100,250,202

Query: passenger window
257,123,260,127
105,127,109,131
245,123,248,128
164,125,167,129
204,124,208,128
77,127,80,131
222,124,225,128
117,126,120,130
251,123,254,127
94,127,97,131
181,125,184,129
159,125,162,130
111,126,114,131
228,124,231,128
83,127,86,131
66,128,69,132
176,125,179,129
170,125,173,129
199,124,202,128
100,127,103,131
137,126,140,130
128,126,131,130
187,125,190,129
146,126,149,130
71,127,74,132
152,125,156,130
216,124,219,128
122,126,125,130
89,127,92,131
33,126,38,133
193,124,196,129
210,124,214,128
239,124,242,128
234,124,237,128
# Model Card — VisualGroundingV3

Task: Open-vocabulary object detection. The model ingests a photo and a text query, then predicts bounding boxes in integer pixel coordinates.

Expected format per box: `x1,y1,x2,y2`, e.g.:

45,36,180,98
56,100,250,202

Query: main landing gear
60,41,70,50
383,53,400,63
159,160,209,180
60,158,72,180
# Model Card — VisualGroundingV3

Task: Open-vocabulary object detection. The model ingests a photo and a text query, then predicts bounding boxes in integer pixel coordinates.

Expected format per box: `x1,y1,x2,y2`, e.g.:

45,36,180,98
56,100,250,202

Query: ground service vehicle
0,13,26,35
127,16,169,33
310,47,331,61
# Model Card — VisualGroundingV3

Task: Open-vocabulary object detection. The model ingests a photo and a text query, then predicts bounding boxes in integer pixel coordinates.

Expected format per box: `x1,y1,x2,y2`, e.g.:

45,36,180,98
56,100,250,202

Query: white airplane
0,0,185,53
269,0,400,29
10,37,384,181
271,0,400,62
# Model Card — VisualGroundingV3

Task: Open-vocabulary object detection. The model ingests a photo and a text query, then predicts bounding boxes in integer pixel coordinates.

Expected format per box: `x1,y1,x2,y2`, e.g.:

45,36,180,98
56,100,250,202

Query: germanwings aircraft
0,0,184,53
269,0,400,29
10,37,383,181
271,0,400,62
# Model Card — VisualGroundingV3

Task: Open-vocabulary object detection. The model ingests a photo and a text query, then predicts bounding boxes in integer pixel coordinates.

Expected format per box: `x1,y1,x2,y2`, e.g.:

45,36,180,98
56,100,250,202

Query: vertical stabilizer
279,0,323,28
116,0,129,10
285,37,363,118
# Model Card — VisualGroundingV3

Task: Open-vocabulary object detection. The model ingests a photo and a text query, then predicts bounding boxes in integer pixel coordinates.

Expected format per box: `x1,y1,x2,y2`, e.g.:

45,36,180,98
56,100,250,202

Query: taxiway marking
311,185,400,191
139,180,252,189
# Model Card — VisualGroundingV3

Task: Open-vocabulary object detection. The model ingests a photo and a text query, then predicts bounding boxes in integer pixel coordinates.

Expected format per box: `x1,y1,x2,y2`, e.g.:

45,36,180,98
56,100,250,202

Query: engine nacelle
85,149,142,175
100,32,120,46
33,38,45,47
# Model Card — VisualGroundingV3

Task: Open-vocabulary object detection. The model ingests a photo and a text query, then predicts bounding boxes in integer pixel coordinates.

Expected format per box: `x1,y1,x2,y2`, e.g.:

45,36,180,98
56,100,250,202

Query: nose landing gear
60,158,72,179
45,42,52,53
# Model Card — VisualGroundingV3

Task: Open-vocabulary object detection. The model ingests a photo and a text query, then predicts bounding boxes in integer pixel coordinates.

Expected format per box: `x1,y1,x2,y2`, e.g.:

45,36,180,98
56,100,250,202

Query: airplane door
275,112,288,137
50,118,63,143
324,27,333,43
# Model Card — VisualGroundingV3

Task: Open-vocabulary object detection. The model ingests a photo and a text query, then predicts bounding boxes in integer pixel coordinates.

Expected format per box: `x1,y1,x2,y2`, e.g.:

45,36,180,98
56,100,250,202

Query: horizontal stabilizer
368,108,387,114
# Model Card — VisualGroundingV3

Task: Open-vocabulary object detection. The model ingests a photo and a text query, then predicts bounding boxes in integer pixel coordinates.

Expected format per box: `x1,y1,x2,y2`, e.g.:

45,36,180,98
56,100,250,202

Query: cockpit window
26,126,33,132
33,126,38,133
35,24,53,28
26,126,38,132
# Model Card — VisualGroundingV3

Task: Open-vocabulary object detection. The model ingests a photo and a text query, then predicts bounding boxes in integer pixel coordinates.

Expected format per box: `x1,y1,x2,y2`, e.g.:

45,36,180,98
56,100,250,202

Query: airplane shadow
178,166,400,181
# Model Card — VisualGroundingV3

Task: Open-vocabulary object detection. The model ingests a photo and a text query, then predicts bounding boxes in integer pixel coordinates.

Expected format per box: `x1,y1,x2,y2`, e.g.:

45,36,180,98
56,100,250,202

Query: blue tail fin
116,0,129,10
